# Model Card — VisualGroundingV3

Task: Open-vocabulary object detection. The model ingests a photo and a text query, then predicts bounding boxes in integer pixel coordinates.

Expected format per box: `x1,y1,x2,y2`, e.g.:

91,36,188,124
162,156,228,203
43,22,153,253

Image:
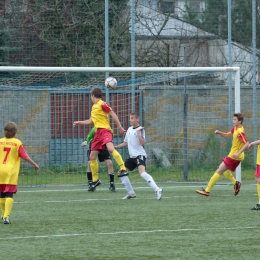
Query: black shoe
88,180,101,192
118,170,129,178
251,204,260,210
109,184,116,192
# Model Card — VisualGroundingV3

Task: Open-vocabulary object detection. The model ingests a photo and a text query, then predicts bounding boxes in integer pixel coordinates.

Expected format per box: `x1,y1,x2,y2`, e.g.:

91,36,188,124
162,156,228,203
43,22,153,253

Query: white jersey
124,126,147,158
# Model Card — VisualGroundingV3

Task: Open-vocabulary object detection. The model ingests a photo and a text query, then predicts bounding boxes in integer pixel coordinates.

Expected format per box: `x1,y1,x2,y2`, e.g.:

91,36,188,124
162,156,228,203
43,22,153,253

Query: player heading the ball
73,87,127,191
196,113,248,197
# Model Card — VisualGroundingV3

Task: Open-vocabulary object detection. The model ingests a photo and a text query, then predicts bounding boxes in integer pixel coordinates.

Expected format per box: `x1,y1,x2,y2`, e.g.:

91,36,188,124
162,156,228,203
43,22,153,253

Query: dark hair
90,88,102,98
130,112,140,118
4,122,17,138
233,113,244,124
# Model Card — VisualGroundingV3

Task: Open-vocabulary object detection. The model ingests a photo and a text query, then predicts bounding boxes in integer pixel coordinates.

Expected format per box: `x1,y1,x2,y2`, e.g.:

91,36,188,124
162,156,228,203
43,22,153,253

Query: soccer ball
105,77,117,89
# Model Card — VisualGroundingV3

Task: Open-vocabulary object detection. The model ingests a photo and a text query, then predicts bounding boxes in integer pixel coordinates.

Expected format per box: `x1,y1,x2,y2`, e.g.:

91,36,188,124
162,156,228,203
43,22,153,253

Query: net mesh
0,69,246,186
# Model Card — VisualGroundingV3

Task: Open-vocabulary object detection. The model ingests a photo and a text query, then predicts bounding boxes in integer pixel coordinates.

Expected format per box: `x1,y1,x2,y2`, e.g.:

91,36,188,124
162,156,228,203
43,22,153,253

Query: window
158,0,175,14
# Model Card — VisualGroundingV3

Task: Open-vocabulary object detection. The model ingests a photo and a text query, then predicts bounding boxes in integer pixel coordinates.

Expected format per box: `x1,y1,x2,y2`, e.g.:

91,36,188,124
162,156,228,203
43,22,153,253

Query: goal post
0,66,241,185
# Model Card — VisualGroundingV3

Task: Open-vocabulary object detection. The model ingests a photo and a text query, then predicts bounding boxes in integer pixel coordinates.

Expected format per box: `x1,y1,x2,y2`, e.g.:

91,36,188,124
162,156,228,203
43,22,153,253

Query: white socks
140,172,159,192
120,176,135,194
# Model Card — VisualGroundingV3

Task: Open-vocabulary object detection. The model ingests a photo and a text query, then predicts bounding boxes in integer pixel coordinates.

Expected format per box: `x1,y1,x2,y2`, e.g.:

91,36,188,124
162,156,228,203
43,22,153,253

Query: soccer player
196,113,248,196
0,122,40,224
82,127,116,192
114,112,163,200
73,87,127,191
248,139,260,210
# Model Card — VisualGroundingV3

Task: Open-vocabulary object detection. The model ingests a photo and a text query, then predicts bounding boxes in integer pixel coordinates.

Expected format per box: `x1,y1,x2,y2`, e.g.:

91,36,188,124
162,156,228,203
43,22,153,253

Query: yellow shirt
91,99,112,130
228,126,248,161
0,137,25,185
257,140,260,165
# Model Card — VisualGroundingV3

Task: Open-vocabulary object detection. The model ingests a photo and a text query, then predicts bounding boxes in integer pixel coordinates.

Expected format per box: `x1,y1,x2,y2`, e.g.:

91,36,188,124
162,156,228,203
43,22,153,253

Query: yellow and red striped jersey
228,126,248,161
0,137,28,185
91,99,112,130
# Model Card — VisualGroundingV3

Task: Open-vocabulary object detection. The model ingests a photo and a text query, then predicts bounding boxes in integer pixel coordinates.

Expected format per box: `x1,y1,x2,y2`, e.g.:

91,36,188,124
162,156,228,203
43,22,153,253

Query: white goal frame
0,66,241,181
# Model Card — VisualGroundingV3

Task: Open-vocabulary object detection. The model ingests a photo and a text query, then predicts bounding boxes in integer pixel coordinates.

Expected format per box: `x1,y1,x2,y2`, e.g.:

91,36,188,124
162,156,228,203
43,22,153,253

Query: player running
115,112,163,200
82,127,116,192
196,113,248,196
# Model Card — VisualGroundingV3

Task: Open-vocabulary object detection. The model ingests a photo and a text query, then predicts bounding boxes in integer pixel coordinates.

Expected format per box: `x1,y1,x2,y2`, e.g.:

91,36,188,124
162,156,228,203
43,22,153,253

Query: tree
6,0,130,67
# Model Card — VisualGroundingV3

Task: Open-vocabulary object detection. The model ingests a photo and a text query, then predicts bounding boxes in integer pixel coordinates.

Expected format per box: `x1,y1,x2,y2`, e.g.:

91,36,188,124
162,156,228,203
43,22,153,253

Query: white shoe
156,188,163,200
122,193,136,199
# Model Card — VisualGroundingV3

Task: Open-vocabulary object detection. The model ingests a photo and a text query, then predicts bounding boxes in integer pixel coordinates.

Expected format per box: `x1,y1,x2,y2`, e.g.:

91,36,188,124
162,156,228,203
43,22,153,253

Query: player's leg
87,149,93,188
99,148,116,192
3,192,14,224
137,157,163,200
105,159,116,192
0,192,5,219
89,150,101,192
196,161,227,196
106,142,128,175
120,158,136,199
251,166,260,210
223,170,236,185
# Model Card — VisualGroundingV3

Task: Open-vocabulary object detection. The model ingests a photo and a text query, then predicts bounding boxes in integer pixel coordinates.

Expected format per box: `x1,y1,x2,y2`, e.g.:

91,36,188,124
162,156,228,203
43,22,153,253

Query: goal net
0,66,242,187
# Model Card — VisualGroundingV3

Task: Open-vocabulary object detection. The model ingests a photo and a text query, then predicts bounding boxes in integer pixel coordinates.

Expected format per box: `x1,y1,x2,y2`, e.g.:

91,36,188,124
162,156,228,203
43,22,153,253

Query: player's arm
108,110,125,136
136,127,145,146
73,118,93,127
215,130,232,138
248,140,260,149
232,141,249,159
24,156,40,170
18,145,40,170
114,142,128,149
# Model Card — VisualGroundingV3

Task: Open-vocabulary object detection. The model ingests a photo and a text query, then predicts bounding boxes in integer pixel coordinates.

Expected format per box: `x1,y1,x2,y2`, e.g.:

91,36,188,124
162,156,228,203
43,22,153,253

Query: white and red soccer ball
105,77,117,89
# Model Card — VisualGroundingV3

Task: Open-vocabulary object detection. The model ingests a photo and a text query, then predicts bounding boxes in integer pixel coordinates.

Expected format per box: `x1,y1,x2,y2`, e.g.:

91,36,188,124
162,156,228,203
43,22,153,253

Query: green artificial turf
1,181,259,260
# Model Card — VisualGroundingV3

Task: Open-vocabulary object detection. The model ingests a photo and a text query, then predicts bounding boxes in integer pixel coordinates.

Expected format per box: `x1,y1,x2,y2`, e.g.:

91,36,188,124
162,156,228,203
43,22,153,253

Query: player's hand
114,145,118,149
232,153,239,159
248,143,253,150
119,127,126,136
73,121,80,127
215,130,220,134
34,163,40,171
136,127,144,132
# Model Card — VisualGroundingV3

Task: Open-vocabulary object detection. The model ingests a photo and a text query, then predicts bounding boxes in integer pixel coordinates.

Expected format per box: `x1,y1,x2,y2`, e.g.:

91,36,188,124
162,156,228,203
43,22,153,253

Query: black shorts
87,144,111,162
124,155,146,171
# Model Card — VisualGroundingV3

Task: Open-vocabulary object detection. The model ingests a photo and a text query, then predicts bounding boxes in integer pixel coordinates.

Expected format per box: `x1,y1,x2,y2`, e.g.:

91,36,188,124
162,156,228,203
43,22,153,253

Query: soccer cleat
156,188,163,200
118,170,129,178
88,179,101,192
122,193,136,199
3,218,11,224
109,184,116,192
251,204,260,210
234,181,242,196
196,188,210,196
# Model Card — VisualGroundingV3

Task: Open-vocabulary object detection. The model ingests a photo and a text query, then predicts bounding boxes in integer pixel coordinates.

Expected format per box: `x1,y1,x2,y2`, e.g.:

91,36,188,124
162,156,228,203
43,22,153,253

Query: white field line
0,226,257,240
18,183,257,193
